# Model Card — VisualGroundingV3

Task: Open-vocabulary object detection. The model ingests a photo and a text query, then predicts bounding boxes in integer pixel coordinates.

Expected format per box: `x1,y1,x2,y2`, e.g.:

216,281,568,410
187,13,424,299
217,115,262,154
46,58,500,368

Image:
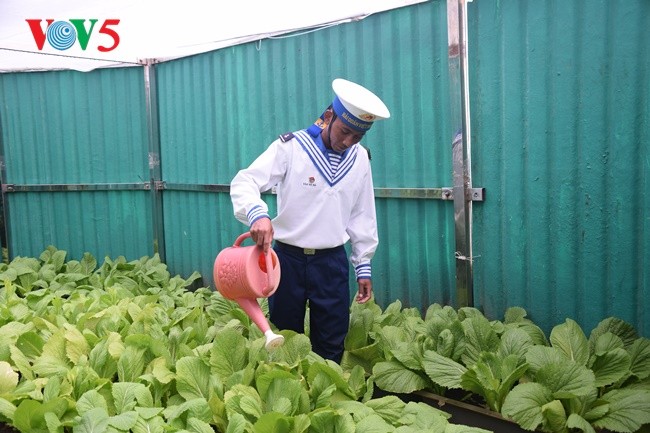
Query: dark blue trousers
269,243,350,363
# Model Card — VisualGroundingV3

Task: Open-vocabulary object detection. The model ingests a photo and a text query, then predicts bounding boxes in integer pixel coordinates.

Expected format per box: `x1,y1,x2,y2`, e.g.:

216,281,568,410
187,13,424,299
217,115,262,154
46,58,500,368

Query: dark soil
0,424,19,433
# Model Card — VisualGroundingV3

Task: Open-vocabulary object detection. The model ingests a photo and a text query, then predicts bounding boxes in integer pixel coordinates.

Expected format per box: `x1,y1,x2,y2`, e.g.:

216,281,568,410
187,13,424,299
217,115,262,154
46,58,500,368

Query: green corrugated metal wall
0,68,152,261
0,0,647,337
469,0,649,336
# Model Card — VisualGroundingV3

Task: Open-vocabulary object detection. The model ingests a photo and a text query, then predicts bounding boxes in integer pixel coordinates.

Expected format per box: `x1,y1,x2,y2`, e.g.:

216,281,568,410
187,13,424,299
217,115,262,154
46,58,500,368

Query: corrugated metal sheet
469,0,650,336
0,68,152,261
157,0,456,307
8,191,152,261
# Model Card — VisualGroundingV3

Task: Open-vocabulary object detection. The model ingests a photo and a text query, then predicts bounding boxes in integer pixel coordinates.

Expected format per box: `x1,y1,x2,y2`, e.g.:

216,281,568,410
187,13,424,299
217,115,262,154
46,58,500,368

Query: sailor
230,78,390,362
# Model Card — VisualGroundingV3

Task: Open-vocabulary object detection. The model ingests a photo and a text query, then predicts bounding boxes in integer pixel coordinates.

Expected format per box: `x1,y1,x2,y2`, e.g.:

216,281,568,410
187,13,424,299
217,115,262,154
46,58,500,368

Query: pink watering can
213,232,284,349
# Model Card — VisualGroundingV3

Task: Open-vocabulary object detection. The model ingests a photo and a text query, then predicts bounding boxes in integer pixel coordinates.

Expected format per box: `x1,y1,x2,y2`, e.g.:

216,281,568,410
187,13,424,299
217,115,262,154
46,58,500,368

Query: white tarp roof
0,0,424,73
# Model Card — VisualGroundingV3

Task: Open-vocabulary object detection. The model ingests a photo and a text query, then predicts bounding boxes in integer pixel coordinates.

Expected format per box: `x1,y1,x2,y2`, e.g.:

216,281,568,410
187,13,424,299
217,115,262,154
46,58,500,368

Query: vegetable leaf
627,338,650,380
550,319,589,366
589,318,638,349
72,407,110,433
253,412,292,433
269,332,312,366
591,389,650,432
460,352,528,412
566,413,597,433
175,356,214,401
423,350,466,389
372,361,429,394
13,397,68,433
540,399,567,433
0,397,17,421
107,410,138,430
133,415,166,433
593,332,624,355
365,395,405,425
76,389,108,414
0,361,19,394
501,382,555,431
225,412,250,433
498,327,534,362
354,413,394,432
590,348,630,387
264,377,304,416
210,328,249,378
112,382,153,413
525,346,567,375
461,316,499,367
535,360,596,399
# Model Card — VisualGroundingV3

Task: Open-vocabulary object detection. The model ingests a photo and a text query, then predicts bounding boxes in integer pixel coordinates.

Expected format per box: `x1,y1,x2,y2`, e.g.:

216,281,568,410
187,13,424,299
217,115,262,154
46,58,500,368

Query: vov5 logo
26,19,120,52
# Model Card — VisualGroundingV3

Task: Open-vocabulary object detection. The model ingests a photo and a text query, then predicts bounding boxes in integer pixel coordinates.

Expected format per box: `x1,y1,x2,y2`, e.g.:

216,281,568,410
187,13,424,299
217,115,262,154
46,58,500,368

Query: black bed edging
412,391,530,433
372,389,637,433
373,388,529,433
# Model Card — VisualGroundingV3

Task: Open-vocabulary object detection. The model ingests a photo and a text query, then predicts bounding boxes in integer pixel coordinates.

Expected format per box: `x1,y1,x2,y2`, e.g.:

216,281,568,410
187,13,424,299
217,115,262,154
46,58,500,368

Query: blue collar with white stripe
294,129,358,187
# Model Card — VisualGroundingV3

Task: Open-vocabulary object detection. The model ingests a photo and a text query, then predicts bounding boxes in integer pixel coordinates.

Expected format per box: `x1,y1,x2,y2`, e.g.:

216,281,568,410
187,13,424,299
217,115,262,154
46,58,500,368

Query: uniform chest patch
302,176,317,187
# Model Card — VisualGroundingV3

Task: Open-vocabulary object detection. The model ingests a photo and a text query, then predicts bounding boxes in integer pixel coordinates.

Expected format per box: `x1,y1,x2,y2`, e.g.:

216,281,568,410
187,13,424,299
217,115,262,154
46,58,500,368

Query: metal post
0,129,10,263
447,0,474,307
144,61,166,261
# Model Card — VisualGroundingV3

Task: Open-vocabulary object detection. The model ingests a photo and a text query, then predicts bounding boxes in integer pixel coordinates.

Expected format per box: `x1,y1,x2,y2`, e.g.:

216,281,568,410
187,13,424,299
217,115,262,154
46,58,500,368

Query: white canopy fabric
0,0,425,73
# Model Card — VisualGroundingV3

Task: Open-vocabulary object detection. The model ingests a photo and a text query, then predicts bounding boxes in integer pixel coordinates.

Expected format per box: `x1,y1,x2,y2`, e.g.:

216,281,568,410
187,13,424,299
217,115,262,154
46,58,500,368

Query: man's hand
250,217,274,252
355,278,373,303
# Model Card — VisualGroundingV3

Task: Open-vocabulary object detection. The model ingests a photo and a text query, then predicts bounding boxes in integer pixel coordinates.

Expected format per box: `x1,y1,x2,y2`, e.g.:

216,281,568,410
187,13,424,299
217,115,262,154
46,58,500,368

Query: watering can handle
233,232,252,247
233,232,275,296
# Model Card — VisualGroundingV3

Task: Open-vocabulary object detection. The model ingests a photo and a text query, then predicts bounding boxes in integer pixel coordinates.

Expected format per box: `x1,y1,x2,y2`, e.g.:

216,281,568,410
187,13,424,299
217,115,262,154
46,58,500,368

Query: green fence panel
469,0,649,336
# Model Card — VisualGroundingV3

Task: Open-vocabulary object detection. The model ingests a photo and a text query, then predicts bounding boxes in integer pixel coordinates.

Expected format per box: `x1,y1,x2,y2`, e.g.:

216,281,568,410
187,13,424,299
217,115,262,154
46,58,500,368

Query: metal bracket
468,187,485,202
441,187,485,201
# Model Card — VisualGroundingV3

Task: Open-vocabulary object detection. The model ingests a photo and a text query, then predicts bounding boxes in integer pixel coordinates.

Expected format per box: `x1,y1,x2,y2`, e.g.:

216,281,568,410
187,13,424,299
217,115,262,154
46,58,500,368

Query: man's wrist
355,263,371,280
247,205,269,226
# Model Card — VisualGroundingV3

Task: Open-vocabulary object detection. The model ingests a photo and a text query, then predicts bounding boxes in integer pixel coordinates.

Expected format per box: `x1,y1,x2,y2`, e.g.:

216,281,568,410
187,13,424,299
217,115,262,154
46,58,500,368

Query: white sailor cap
331,78,390,132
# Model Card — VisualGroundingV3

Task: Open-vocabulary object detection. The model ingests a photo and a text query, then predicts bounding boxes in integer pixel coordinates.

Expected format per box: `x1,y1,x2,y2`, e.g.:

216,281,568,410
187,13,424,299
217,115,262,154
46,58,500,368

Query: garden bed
1,248,648,433
0,248,498,433
343,299,650,433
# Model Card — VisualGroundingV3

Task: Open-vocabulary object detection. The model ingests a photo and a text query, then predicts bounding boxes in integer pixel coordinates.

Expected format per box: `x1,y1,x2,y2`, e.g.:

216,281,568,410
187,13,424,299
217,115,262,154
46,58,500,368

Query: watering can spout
214,233,283,350
234,298,285,349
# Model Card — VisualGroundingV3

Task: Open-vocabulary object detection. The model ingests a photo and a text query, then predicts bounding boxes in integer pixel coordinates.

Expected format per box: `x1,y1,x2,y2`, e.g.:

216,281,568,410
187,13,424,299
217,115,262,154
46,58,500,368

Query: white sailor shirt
230,129,378,280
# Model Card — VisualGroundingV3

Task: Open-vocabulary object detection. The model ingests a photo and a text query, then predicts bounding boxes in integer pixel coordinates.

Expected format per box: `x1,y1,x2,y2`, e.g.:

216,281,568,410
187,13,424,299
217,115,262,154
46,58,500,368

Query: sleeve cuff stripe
247,206,269,225
355,263,372,279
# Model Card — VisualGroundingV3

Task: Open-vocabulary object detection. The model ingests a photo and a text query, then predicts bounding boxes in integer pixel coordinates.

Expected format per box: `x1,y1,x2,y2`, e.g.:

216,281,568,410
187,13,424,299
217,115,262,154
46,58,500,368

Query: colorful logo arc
26,19,121,52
